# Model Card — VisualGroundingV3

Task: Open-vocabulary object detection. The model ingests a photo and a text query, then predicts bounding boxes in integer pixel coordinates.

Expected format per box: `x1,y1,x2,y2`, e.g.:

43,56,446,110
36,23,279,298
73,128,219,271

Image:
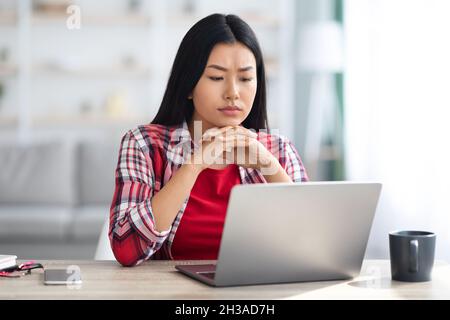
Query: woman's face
189,42,257,131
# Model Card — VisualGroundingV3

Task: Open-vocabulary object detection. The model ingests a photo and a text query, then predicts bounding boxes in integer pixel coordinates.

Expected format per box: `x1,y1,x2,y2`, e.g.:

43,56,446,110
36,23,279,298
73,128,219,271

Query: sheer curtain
344,0,450,260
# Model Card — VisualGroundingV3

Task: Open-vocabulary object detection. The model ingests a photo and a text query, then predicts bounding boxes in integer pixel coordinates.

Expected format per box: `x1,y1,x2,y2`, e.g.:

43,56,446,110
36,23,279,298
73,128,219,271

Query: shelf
166,13,280,28
32,115,143,127
3,11,279,28
240,13,280,28
0,115,18,128
0,64,18,77
31,12,151,26
32,64,151,78
0,11,16,25
1,64,152,78
0,115,144,129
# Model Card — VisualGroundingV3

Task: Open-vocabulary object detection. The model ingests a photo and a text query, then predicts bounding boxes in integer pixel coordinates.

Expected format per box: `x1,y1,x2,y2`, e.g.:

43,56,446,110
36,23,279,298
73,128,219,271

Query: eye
240,78,253,82
209,76,223,81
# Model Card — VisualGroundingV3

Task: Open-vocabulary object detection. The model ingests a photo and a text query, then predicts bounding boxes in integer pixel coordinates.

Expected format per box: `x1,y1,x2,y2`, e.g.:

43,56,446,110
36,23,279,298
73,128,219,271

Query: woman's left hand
222,126,281,175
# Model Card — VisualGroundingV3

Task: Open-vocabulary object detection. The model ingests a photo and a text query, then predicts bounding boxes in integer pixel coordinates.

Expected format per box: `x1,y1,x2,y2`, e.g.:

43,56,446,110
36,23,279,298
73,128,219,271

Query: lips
218,106,241,111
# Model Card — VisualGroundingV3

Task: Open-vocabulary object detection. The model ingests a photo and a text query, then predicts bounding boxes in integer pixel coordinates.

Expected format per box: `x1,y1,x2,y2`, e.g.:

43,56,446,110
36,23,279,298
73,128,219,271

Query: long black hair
151,13,269,131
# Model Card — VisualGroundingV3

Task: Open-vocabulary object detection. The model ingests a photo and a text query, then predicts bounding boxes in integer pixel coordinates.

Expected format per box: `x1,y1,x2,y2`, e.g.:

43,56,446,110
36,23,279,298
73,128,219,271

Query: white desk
1,259,449,299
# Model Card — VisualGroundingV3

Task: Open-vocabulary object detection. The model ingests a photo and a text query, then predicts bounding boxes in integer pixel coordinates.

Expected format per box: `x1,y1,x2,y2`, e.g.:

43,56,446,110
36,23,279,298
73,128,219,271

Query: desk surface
1,259,450,299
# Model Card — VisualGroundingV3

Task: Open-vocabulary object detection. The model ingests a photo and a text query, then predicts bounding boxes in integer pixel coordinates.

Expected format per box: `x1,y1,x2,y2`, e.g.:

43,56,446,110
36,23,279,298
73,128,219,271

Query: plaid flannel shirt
109,120,308,266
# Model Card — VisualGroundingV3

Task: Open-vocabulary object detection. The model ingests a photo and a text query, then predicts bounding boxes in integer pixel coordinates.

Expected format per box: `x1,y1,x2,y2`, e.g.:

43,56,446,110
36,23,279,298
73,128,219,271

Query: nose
224,80,240,102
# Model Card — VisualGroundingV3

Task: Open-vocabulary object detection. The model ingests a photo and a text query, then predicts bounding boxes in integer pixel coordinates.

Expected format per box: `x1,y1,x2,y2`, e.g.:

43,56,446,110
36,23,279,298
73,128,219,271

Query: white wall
344,0,450,260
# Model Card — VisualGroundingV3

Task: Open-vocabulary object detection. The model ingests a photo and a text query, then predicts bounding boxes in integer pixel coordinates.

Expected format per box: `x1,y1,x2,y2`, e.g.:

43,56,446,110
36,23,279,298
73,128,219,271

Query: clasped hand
186,126,280,175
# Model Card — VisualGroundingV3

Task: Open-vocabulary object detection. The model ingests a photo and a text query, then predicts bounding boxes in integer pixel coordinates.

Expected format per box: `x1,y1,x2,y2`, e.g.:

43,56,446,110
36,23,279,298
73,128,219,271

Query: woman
109,13,308,267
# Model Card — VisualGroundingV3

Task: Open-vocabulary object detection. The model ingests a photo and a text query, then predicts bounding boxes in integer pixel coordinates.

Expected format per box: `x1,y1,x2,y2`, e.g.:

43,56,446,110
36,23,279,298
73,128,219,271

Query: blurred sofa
0,139,118,260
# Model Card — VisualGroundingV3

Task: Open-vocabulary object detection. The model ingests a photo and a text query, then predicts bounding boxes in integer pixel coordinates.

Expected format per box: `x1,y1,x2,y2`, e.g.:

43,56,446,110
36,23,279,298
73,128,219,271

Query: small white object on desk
0,255,17,270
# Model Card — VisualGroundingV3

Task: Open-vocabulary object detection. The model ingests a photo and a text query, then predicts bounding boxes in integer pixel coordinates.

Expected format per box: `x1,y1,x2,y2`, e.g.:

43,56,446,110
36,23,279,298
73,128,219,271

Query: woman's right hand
185,126,257,172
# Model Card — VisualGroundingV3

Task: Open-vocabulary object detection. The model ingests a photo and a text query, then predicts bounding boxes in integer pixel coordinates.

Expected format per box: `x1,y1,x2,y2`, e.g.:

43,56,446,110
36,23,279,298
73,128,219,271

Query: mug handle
409,239,419,273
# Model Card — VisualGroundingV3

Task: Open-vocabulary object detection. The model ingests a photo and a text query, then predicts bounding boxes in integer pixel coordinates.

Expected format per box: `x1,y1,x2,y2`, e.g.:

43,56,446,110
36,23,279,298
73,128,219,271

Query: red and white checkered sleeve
109,130,170,267
281,137,309,183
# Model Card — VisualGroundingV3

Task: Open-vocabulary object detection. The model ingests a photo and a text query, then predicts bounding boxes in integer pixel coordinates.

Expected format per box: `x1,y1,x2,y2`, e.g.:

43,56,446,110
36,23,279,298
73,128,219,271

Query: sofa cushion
0,141,76,205
69,205,109,241
78,140,118,205
0,206,72,241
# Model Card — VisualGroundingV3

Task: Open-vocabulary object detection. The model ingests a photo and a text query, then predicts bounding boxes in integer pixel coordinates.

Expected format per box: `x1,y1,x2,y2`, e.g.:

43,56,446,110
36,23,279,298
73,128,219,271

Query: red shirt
171,164,241,260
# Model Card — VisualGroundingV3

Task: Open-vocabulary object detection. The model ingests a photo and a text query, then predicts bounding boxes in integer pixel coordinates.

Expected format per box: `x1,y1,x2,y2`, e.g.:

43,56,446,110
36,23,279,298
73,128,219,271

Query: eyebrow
206,64,254,72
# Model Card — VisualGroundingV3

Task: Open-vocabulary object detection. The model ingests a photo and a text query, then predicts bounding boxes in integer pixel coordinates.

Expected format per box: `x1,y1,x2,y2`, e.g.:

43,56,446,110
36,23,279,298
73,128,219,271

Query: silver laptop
175,181,382,287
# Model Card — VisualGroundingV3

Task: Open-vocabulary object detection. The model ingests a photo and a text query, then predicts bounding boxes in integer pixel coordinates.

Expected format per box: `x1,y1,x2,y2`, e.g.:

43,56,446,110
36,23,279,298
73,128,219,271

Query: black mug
389,230,436,282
